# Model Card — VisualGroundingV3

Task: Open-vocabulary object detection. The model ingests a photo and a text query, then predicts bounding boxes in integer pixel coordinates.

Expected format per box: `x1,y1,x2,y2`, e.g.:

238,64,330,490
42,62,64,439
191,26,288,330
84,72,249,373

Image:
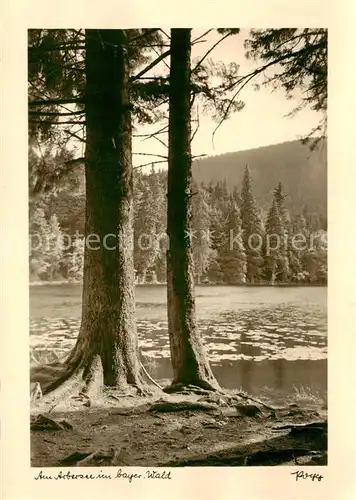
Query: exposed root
59,448,124,467
30,354,103,412
30,361,79,396
30,353,156,410
149,400,219,413
31,368,88,412
234,392,277,412
163,380,219,395
30,413,73,431
139,362,163,391
133,384,154,397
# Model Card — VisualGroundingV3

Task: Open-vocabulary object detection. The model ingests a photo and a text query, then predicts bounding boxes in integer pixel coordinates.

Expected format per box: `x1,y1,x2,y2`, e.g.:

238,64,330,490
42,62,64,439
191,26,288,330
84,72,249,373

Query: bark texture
166,29,219,391
35,30,144,398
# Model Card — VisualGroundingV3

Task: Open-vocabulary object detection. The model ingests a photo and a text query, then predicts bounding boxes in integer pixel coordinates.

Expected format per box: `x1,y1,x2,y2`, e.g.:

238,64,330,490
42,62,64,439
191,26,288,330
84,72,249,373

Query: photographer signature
291,470,323,482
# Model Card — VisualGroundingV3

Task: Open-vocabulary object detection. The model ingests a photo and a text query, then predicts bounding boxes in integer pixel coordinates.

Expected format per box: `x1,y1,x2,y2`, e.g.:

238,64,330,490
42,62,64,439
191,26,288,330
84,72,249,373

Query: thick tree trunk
166,29,219,392
35,30,144,399
76,29,143,388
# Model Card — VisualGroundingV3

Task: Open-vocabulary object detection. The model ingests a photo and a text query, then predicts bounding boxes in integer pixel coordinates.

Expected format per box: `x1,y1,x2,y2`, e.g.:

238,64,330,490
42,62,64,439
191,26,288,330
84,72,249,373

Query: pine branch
28,86,81,126
128,28,159,45
29,98,84,107
129,43,171,48
64,129,86,143
131,49,170,82
211,41,326,141
151,45,170,71
29,110,84,117
136,124,169,143
29,120,85,125
133,159,167,170
133,152,168,160
223,41,326,94
192,29,214,44
67,29,85,38
132,76,167,80
133,129,168,138
191,106,200,144
152,135,168,149
192,31,235,74
212,73,256,140
192,154,207,159
29,45,85,52
159,29,171,40
254,30,325,58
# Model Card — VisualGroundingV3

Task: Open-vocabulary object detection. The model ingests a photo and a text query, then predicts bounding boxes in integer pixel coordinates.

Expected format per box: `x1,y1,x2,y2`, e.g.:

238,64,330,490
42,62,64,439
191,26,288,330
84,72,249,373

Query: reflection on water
30,285,327,401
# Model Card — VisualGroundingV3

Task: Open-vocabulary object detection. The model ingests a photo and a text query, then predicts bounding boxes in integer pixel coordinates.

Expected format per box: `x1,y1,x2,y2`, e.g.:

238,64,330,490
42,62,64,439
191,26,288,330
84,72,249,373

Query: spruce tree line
30,164,327,285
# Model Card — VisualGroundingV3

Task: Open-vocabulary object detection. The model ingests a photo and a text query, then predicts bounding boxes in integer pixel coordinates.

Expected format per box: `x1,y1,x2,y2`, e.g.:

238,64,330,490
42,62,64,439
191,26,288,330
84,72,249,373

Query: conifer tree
302,229,327,284
191,184,215,284
264,198,287,284
134,166,164,283
273,182,289,228
29,206,51,280
206,197,226,283
240,166,264,283
219,197,246,284
289,213,308,282
66,236,85,282
232,185,241,207
272,182,290,281
29,209,64,281
46,213,64,280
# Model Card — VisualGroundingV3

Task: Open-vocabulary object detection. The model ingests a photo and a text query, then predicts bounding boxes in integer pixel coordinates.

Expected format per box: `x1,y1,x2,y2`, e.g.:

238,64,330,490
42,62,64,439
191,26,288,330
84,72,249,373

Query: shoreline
29,280,327,288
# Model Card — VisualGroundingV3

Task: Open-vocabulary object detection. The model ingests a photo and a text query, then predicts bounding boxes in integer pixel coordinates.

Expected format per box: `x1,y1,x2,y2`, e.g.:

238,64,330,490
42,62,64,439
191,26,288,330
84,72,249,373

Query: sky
132,29,323,169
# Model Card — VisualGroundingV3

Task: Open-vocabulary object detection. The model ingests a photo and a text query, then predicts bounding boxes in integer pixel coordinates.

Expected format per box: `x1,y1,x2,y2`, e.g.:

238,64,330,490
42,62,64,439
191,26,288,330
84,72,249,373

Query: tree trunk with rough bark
166,29,219,392
33,29,144,400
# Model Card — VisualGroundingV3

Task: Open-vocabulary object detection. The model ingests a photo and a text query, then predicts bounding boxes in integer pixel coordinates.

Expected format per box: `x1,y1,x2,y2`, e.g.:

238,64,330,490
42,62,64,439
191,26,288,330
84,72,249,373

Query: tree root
30,413,73,431
30,354,160,409
31,368,89,412
139,362,163,391
233,392,277,412
163,381,219,395
149,400,219,413
59,448,127,467
161,384,276,415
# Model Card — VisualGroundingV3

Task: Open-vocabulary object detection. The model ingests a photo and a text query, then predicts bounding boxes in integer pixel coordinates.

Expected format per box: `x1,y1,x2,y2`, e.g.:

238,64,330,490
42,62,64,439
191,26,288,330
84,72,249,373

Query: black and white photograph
27,27,329,469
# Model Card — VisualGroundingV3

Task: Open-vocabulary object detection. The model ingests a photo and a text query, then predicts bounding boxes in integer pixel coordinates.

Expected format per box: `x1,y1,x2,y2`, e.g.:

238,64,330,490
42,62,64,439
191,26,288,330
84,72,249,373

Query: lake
30,284,327,404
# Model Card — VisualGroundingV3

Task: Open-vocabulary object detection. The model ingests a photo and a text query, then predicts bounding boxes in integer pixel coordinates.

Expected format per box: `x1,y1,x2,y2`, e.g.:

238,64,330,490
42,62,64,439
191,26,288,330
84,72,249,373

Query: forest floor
31,383,327,468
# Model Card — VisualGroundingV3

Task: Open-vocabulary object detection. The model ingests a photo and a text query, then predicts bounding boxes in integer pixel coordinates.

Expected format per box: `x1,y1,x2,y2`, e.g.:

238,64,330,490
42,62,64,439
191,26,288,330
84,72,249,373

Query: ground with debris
31,386,327,468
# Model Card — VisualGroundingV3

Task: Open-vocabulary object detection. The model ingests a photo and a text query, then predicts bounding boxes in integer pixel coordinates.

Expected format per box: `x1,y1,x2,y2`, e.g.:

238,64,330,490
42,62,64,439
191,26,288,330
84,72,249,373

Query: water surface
30,284,327,402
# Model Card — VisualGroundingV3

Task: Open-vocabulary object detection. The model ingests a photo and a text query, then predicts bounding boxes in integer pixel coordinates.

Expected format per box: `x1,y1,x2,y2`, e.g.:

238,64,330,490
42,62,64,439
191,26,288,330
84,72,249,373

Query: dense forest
29,161,327,285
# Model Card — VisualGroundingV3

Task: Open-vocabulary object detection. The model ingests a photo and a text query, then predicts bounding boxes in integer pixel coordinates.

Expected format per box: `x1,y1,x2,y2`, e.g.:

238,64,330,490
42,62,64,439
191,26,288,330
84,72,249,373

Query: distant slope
192,139,327,214
42,139,327,234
